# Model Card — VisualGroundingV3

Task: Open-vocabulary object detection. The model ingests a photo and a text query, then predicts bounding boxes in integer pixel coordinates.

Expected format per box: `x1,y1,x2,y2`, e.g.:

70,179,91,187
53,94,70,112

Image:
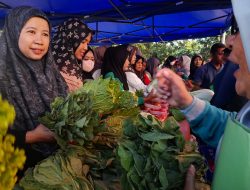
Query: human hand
26,124,55,144
184,165,196,190
177,71,184,76
143,89,169,121
156,68,193,109
184,80,194,91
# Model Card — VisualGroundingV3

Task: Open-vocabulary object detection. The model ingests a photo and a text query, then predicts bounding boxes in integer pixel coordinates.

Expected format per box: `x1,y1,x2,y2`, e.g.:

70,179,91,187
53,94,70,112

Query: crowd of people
1,3,250,189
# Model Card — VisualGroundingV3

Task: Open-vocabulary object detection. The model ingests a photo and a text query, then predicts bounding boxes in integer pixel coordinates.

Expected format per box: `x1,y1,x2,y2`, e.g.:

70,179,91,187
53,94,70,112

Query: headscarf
52,18,93,80
146,56,160,77
163,55,177,69
82,47,95,80
93,45,109,71
180,55,191,77
102,45,130,90
0,6,68,155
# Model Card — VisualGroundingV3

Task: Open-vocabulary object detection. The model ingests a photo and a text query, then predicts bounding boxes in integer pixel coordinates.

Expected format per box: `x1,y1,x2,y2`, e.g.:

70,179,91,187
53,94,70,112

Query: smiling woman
0,6,68,177
52,18,93,92
18,17,50,60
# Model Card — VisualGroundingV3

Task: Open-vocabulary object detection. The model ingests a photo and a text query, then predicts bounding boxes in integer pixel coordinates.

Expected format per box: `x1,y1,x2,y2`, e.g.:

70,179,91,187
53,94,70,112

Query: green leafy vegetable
118,114,206,190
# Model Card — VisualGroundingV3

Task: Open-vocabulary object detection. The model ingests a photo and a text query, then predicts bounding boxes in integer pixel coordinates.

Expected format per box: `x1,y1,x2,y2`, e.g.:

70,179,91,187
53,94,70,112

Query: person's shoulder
198,62,214,72
125,71,138,78
104,72,115,78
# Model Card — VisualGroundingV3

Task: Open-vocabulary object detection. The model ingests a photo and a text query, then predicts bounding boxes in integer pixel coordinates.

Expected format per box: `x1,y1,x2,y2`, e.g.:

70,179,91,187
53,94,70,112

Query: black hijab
0,6,68,155
52,18,93,80
102,45,130,90
82,47,95,80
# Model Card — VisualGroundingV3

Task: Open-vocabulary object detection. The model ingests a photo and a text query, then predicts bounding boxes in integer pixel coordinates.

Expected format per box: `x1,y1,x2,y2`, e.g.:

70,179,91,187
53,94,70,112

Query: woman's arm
126,72,147,92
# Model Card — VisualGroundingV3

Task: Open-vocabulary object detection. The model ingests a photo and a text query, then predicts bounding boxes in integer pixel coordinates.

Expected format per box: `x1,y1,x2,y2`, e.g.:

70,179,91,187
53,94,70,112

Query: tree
135,36,221,64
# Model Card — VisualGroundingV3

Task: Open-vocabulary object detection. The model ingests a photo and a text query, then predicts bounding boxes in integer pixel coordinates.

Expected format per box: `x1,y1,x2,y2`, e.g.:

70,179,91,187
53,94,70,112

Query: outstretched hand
156,68,193,109
143,89,169,121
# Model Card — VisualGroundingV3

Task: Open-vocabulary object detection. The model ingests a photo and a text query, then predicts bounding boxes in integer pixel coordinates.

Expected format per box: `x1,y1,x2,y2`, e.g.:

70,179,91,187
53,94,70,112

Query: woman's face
123,57,130,71
83,50,95,62
74,33,92,60
130,52,137,65
18,17,49,60
194,56,203,67
135,58,143,72
227,33,250,98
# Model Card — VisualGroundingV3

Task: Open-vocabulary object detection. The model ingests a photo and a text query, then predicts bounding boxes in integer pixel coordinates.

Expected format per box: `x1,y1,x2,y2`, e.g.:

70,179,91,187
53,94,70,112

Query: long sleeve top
181,97,237,148
125,71,147,93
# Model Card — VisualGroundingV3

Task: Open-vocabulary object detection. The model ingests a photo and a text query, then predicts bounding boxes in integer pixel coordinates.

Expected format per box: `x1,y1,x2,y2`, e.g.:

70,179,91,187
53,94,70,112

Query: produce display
118,114,205,190
19,78,205,190
0,96,26,190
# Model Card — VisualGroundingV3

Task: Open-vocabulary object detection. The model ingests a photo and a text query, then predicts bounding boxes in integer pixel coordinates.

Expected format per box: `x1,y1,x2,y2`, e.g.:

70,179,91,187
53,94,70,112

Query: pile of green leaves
20,78,206,190
39,92,99,146
79,77,137,114
20,145,95,190
118,113,206,190
39,78,139,147
20,144,121,190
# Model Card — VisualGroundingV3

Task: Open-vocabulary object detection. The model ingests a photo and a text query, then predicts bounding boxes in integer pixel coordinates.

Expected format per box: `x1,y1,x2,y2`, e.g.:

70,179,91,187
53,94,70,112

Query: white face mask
82,60,94,72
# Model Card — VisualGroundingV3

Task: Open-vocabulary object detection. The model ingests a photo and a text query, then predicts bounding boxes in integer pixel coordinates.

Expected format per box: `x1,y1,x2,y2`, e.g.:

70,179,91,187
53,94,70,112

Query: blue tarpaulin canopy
0,0,233,44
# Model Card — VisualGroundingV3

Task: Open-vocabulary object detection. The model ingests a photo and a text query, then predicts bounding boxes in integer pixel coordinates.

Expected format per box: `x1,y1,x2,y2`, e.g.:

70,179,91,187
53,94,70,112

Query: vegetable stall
13,78,206,190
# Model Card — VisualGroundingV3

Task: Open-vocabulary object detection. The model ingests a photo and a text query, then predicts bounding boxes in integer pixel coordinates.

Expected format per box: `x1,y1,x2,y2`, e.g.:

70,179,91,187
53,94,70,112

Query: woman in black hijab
102,45,131,90
0,6,68,174
52,18,93,91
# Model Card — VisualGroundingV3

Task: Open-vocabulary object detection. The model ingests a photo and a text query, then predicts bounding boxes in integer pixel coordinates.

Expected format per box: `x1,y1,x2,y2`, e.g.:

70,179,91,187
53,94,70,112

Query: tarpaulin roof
0,0,233,44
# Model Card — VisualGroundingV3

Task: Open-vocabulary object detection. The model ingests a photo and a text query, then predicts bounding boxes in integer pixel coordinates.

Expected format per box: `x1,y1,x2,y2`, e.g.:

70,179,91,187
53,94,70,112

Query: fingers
184,165,196,190
156,87,171,98
144,102,161,109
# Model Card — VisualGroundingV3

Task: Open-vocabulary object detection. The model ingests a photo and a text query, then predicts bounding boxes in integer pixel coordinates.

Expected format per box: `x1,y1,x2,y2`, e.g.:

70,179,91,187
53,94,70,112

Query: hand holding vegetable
156,68,193,109
143,89,169,121
26,124,55,143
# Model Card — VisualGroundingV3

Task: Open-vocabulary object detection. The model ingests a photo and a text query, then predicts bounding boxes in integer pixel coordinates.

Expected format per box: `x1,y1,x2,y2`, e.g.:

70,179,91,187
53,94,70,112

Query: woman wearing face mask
81,47,95,80
0,6,68,175
52,18,93,92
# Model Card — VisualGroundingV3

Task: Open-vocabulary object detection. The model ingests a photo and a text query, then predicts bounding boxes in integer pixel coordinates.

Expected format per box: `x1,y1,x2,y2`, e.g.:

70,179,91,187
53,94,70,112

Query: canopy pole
221,32,226,44
96,22,98,42
108,0,128,20
152,16,155,37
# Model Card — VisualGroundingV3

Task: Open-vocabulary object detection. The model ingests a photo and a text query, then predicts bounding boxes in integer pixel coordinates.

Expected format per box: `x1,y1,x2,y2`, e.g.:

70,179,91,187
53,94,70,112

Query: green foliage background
135,36,222,64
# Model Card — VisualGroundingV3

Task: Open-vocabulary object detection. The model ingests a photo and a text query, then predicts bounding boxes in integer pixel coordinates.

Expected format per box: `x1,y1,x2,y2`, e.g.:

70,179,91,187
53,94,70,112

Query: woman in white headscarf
176,55,191,79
